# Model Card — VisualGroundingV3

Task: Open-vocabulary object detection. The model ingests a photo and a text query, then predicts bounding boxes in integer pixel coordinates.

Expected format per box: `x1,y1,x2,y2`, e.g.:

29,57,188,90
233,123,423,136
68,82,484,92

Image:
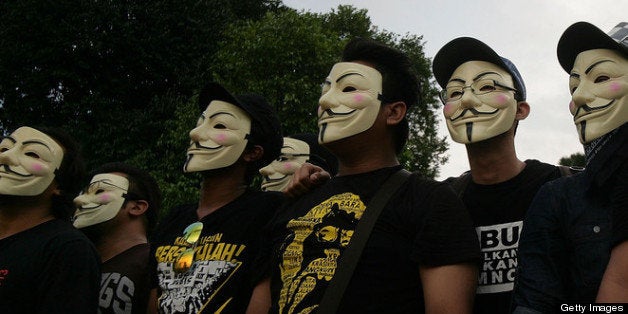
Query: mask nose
319,92,338,112
259,163,274,176
571,84,596,114
73,193,89,208
189,126,207,143
0,147,20,166
459,89,481,109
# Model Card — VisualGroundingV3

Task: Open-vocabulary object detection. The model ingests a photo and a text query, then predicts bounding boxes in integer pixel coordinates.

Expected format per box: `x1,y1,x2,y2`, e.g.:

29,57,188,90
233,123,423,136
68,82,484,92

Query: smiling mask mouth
573,100,615,118
0,164,33,178
449,107,499,121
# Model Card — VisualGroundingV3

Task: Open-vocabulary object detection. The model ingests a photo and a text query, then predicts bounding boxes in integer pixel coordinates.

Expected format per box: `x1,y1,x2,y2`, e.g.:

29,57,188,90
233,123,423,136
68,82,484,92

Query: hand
283,162,331,198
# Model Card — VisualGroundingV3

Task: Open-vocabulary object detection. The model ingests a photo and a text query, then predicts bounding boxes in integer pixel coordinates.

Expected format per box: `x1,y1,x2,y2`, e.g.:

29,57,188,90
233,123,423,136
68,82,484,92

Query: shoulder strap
317,169,412,313
558,165,584,177
449,171,471,198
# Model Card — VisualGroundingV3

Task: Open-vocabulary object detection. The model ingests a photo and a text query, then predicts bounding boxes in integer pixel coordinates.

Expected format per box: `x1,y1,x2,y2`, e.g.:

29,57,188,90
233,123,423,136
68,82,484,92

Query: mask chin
447,109,516,144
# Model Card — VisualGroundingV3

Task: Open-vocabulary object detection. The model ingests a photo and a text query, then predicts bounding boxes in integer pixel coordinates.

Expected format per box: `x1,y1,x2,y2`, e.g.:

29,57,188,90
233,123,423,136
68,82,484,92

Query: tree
559,152,586,168
1,2,449,214
0,0,280,167
209,5,448,177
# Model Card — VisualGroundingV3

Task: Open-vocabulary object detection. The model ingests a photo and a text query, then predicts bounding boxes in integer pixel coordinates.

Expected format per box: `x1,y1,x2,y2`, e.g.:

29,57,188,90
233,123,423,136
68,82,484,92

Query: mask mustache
0,164,32,177
450,108,499,121
573,100,614,116
319,108,357,119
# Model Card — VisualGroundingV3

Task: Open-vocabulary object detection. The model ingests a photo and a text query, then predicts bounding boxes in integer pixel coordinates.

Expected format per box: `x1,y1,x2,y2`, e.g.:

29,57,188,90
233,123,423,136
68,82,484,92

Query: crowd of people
0,20,626,314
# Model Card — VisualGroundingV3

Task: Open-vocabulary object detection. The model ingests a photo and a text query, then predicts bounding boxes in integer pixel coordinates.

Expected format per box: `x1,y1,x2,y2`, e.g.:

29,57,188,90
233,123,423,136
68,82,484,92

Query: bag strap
558,165,584,177
449,171,471,198
317,168,412,313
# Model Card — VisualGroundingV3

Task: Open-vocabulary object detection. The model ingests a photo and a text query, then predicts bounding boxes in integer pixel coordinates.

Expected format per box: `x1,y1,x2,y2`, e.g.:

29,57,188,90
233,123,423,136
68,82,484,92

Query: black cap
433,37,527,101
198,82,283,166
557,22,628,73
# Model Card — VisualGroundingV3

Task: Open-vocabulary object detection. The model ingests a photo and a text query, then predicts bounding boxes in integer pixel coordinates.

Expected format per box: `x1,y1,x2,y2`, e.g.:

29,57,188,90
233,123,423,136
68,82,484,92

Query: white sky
282,0,627,180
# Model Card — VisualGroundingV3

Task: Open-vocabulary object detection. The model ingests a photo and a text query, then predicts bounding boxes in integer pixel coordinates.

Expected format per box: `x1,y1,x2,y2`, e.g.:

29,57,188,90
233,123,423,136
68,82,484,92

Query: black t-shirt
149,189,284,314
266,166,480,314
450,160,560,314
99,243,151,314
0,219,101,313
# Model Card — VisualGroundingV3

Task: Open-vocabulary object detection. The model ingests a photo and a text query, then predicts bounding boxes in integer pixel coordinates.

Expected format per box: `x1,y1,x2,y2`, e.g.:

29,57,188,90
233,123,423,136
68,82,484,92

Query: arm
146,288,158,314
246,278,271,314
283,162,330,198
597,241,628,302
420,263,477,314
513,183,568,313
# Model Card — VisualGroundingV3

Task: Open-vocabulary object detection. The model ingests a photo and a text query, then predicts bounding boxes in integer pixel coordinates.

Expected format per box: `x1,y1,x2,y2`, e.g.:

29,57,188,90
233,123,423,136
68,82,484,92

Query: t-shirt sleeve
249,196,291,286
40,236,101,313
411,181,481,266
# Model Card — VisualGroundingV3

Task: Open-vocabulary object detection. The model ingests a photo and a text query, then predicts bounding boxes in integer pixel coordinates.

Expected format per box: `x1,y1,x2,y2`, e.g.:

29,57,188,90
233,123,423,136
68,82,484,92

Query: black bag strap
450,171,471,198
558,165,584,177
317,168,412,313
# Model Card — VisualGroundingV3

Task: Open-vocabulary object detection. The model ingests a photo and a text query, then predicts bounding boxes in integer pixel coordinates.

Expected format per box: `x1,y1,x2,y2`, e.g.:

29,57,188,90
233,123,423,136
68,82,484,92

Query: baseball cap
433,37,527,101
198,82,283,166
557,22,628,73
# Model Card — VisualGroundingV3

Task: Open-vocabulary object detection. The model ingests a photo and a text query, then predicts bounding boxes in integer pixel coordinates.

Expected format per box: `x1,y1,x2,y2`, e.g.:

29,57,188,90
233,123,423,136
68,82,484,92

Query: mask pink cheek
27,162,49,175
609,82,623,94
443,103,456,116
98,194,112,203
353,94,364,102
495,94,509,105
569,100,576,113
213,132,233,145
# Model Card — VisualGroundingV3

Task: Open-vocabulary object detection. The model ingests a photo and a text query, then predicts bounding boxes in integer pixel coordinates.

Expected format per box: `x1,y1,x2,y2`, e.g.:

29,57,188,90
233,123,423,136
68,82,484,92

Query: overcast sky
282,0,627,180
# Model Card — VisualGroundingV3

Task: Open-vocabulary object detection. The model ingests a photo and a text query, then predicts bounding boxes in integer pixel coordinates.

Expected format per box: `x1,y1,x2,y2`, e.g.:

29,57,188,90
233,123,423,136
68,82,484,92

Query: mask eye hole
25,152,40,158
594,75,610,83
95,189,105,194
342,86,356,92
214,124,226,129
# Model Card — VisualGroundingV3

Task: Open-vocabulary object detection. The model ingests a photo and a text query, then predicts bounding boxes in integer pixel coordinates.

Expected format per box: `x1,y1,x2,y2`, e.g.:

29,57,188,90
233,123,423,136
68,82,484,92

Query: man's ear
385,101,407,126
243,145,264,162
516,101,530,120
127,200,149,217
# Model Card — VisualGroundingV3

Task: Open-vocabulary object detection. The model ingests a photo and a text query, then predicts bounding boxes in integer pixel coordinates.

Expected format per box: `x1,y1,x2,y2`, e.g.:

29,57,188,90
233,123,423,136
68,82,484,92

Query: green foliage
0,2,449,215
0,0,279,167
209,5,448,177
559,152,586,168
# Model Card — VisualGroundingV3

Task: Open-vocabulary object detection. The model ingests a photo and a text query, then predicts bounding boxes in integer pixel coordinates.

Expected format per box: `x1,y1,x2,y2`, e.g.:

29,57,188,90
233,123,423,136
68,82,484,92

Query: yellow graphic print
153,233,247,313
279,193,366,314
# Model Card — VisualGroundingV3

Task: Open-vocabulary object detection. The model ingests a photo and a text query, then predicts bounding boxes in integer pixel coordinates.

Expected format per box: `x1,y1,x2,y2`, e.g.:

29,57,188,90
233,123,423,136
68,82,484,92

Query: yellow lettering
210,243,225,260
221,244,237,261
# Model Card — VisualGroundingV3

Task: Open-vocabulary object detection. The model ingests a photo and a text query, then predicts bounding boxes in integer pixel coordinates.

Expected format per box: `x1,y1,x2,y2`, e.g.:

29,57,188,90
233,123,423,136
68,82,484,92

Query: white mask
73,173,129,229
0,127,64,196
260,137,310,192
569,49,628,143
318,62,383,144
443,61,519,143
184,100,252,172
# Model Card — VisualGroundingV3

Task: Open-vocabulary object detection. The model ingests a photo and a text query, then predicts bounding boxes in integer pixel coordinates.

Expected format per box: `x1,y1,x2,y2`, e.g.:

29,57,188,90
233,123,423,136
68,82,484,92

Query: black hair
35,127,86,220
90,162,162,234
341,37,420,154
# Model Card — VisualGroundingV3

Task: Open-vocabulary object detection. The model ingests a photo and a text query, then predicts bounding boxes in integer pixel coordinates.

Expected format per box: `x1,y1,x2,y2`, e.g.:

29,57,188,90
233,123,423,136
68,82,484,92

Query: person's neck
465,132,526,185
95,224,147,263
196,167,248,219
328,132,400,176
0,197,54,239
